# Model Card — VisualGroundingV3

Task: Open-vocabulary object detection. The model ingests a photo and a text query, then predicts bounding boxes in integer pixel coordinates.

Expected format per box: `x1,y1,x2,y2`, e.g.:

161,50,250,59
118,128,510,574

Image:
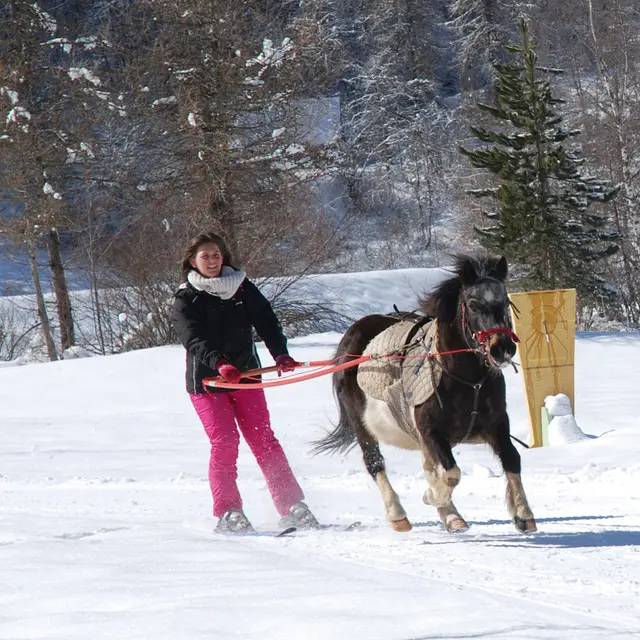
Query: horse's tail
311,340,359,455
312,368,358,455
312,312,399,456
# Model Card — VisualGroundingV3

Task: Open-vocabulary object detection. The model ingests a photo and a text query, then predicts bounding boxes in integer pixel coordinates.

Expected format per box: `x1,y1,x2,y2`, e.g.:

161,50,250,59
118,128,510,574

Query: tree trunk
47,228,75,352
29,245,57,361
85,204,107,354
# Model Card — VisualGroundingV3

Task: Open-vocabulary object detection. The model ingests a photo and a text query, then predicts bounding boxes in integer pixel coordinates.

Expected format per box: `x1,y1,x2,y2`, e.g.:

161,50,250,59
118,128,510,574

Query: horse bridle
459,301,520,359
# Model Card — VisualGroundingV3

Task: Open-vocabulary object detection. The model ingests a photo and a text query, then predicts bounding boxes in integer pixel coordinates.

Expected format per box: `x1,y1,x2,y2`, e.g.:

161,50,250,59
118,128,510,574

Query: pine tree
459,16,620,299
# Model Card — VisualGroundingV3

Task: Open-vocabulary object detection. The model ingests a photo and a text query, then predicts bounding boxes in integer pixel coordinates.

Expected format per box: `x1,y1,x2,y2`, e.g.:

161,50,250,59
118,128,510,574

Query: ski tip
276,526,297,537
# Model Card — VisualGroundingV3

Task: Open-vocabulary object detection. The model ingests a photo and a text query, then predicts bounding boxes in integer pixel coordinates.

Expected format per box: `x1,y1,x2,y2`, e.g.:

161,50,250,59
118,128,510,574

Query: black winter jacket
173,277,289,393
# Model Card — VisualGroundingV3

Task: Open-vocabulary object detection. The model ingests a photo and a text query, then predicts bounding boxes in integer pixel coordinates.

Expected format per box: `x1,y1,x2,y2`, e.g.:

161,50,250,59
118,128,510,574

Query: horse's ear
494,256,508,281
460,258,478,286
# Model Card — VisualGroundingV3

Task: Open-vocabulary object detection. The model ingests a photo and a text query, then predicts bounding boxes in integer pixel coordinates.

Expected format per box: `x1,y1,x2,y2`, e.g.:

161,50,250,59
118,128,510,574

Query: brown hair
179,232,234,282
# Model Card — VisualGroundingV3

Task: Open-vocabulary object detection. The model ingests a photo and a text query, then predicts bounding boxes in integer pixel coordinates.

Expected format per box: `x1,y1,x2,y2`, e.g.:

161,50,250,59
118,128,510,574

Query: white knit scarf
187,266,246,300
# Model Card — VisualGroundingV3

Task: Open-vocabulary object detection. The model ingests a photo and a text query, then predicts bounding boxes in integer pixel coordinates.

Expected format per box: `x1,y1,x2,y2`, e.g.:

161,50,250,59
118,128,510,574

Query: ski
311,521,364,533
216,526,297,538
215,522,363,538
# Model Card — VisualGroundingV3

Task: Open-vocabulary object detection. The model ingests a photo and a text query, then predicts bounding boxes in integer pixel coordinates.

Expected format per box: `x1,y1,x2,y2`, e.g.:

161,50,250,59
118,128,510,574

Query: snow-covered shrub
544,394,592,446
62,345,92,359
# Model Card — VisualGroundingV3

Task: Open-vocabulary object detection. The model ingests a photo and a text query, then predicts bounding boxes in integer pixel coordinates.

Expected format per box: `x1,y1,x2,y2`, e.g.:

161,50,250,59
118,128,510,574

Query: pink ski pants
190,388,304,517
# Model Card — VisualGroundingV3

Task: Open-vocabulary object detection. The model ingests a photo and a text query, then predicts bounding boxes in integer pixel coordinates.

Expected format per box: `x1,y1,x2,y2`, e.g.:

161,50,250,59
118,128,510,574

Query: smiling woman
172,231,318,534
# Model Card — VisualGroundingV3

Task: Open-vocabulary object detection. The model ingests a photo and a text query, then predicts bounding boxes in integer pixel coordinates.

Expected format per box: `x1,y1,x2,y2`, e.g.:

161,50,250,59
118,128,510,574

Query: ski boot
279,501,319,530
215,510,254,533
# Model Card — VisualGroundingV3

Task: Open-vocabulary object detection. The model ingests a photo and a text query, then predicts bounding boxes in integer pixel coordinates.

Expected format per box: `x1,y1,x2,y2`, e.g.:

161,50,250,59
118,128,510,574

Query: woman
173,231,318,533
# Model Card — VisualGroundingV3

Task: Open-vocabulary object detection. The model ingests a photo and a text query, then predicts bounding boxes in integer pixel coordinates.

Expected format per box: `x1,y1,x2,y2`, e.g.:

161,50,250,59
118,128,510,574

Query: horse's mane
419,254,507,325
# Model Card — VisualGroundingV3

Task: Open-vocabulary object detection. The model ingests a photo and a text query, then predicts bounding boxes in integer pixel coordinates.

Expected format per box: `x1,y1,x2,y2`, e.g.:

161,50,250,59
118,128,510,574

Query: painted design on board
522,291,571,368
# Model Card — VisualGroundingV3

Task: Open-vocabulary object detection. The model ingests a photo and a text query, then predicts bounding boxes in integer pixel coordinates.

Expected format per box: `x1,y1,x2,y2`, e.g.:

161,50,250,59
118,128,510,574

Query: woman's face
190,242,224,278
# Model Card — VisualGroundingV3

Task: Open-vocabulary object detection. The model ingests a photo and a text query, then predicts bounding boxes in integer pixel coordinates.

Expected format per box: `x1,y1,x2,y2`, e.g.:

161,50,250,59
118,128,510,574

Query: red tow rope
202,344,492,391
203,355,372,390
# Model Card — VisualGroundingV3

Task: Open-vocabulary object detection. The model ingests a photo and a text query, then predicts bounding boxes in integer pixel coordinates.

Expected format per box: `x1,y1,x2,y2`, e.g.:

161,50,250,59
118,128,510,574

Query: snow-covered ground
1,271,640,639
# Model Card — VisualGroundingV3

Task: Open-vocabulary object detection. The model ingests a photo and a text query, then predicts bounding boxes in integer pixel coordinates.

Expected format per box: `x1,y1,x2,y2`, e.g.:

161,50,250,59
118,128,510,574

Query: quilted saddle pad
357,318,442,407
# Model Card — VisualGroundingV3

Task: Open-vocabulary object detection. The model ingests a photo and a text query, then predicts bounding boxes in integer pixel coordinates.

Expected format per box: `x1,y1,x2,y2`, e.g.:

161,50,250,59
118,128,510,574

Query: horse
314,254,537,534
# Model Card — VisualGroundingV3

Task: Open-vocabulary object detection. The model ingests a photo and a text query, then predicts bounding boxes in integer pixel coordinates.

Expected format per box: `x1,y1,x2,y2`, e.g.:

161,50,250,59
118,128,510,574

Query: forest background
1,0,639,361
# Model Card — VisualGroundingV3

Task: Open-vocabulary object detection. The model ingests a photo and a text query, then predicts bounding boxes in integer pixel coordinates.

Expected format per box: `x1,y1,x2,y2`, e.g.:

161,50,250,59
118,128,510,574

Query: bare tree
35,0,351,353
448,0,517,92
0,1,112,355
549,0,640,323
330,0,457,267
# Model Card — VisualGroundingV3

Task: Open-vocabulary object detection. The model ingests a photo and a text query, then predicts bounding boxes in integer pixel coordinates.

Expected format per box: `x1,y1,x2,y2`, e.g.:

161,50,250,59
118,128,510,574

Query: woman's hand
275,354,298,373
216,361,242,384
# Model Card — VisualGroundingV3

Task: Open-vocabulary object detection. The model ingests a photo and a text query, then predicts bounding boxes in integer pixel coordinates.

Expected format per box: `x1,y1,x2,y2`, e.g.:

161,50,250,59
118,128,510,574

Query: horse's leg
420,429,468,533
334,371,412,533
356,427,412,532
487,420,537,533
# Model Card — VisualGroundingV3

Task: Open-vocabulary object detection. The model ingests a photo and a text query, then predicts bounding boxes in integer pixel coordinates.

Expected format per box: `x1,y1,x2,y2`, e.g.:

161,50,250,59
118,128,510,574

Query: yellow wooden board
508,289,576,447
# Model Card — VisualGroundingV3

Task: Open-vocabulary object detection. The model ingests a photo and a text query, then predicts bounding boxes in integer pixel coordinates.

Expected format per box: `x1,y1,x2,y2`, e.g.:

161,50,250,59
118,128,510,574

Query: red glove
275,354,298,373
216,360,242,384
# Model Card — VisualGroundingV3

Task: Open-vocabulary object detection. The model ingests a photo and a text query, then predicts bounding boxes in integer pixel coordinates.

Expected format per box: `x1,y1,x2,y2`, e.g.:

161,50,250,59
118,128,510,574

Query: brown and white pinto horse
314,254,536,534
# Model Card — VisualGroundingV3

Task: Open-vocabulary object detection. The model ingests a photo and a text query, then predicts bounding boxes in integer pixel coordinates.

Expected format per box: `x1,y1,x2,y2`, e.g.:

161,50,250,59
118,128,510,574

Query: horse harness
431,359,488,444
378,310,518,444
397,313,489,444
385,309,527,448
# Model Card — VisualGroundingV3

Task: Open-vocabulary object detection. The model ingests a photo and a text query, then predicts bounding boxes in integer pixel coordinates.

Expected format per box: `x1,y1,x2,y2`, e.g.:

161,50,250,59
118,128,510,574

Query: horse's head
422,254,518,370
458,255,518,369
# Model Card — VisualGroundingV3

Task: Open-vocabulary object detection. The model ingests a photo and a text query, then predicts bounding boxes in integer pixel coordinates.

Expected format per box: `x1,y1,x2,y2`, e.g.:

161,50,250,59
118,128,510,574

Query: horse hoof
514,517,537,533
390,518,413,532
445,515,469,533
